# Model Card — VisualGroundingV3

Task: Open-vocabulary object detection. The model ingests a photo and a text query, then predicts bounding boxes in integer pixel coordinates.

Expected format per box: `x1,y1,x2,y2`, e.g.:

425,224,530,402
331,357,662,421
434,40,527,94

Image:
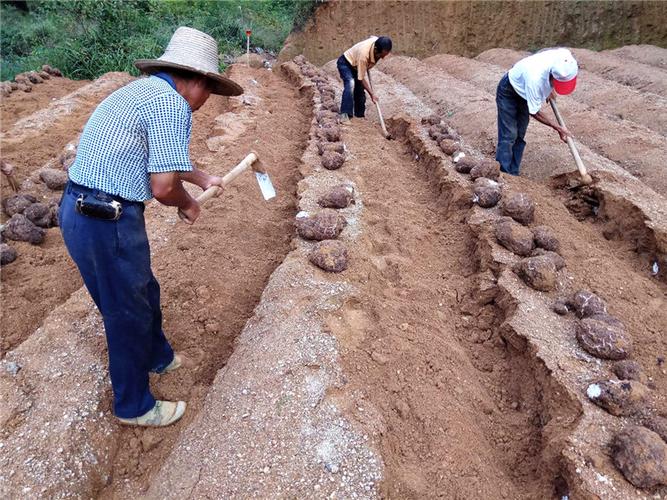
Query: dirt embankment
280,0,667,65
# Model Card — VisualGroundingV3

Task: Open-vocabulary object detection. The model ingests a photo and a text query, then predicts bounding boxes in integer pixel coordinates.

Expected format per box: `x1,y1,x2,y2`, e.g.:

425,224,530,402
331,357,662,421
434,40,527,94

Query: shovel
178,152,275,221
366,70,392,140
550,100,593,185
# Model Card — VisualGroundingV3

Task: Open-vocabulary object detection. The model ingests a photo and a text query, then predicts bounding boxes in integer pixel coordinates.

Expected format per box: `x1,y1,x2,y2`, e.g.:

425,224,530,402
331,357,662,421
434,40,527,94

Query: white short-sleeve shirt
508,48,573,114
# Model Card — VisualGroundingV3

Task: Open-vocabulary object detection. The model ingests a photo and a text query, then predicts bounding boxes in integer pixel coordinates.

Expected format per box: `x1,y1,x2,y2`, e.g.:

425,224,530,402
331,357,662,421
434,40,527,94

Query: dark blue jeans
496,73,530,176
59,181,174,418
337,55,366,118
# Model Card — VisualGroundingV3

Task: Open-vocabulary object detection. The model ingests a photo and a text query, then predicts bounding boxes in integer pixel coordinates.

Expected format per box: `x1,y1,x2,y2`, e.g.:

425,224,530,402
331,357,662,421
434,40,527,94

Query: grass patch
1,0,317,81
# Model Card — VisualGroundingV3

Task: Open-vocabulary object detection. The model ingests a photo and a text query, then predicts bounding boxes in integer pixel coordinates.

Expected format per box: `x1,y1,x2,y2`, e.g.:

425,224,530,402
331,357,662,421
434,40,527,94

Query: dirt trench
0,63,312,498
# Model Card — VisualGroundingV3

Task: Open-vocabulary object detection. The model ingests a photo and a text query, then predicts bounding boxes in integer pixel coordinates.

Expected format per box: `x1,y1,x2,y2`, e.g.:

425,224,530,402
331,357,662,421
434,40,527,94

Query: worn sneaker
117,400,186,427
161,353,182,374
338,113,350,123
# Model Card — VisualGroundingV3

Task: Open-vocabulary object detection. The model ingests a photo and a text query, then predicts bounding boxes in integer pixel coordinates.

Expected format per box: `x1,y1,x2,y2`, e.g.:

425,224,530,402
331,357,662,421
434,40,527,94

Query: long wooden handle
550,100,591,183
178,152,258,222
196,152,258,204
367,70,390,138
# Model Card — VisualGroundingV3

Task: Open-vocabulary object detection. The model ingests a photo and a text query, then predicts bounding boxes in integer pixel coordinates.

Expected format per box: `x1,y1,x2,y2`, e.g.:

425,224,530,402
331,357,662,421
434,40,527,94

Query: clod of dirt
531,248,566,270
320,97,338,113
613,360,648,384
470,159,500,181
42,64,63,77
552,299,569,315
3,193,37,217
473,177,501,208
454,156,477,174
500,192,535,225
611,426,667,489
586,379,649,416
26,71,44,84
38,70,51,80
293,55,307,66
644,416,667,443
514,255,558,291
316,141,345,156
39,168,69,190
295,209,347,241
4,214,46,245
0,243,18,265
316,110,337,124
576,314,632,360
495,217,535,256
439,138,459,155
321,151,345,170
318,185,355,209
422,114,442,125
0,82,12,97
24,202,55,228
17,83,32,93
572,290,608,318
318,125,341,142
309,239,349,273
428,123,448,140
532,225,560,252
59,146,78,170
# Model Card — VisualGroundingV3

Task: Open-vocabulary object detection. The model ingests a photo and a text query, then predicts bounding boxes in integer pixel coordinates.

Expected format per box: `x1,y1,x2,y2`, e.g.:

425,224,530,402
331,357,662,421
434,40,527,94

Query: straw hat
135,27,243,96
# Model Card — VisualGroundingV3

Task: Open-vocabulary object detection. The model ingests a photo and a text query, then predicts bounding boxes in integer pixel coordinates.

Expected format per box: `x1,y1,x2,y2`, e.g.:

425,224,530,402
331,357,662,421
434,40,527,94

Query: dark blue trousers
59,181,174,418
496,73,530,176
337,55,366,118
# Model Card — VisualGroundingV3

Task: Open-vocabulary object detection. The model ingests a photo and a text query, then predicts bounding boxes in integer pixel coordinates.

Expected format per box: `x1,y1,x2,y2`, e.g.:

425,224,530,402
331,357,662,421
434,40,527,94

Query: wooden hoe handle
367,70,390,139
178,152,258,221
550,100,592,184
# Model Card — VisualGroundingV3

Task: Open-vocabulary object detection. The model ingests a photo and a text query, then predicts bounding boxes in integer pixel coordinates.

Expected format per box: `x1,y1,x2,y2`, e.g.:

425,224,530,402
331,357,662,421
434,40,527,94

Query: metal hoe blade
255,171,276,200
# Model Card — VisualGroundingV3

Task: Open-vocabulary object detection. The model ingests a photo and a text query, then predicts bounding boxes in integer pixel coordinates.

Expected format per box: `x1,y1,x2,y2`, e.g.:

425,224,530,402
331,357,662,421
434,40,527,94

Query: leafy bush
0,0,317,81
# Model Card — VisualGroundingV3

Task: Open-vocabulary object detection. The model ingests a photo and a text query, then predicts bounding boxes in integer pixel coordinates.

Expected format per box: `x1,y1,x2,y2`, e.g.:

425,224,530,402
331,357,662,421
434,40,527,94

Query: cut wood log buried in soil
178,152,275,223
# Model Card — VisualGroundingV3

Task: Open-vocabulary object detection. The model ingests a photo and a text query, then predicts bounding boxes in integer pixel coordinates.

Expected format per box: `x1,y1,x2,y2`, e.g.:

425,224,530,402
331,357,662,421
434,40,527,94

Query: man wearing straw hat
60,27,243,427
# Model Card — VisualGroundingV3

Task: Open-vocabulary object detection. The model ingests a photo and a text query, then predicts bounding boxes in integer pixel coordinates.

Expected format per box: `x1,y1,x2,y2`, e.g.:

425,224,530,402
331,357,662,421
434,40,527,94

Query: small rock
613,360,648,384
316,141,344,156
0,243,18,265
318,185,354,209
532,225,560,252
501,192,535,225
576,314,632,360
318,125,341,142
1,359,21,375
3,193,37,217
571,290,607,318
26,71,43,84
552,300,569,315
514,255,558,291
4,214,46,245
23,203,54,228
495,217,535,256
643,415,667,443
296,209,347,241
611,425,667,489
439,138,459,155
321,151,345,170
39,168,69,190
470,159,500,181
586,379,649,416
422,113,441,125
316,110,336,124
309,240,349,273
531,249,566,270
473,177,501,208
428,123,448,139
455,156,477,174
17,82,32,93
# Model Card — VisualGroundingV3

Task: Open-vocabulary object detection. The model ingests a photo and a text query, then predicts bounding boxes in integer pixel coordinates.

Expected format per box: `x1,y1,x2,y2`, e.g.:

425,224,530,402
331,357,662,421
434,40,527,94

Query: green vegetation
1,0,316,81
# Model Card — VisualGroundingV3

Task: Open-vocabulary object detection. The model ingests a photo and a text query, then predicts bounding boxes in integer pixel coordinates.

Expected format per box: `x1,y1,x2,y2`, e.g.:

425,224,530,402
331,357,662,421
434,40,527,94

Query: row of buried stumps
288,54,666,493
1,65,74,266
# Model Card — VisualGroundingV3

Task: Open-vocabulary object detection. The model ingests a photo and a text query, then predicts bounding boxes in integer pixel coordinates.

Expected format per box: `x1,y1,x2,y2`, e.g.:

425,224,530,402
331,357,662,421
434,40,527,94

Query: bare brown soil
604,44,667,69
280,0,667,65
2,45,667,499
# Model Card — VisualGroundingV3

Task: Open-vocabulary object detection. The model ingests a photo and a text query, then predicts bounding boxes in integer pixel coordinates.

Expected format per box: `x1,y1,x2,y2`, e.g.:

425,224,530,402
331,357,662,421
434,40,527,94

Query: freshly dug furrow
604,44,667,69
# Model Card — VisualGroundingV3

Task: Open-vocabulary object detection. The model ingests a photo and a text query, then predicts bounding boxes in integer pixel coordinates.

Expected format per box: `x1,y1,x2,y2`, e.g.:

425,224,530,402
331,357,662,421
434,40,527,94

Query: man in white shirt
495,48,578,175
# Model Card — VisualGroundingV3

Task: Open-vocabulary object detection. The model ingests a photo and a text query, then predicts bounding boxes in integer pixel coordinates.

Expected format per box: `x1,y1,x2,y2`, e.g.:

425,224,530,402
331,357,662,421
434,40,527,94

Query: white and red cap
551,50,578,95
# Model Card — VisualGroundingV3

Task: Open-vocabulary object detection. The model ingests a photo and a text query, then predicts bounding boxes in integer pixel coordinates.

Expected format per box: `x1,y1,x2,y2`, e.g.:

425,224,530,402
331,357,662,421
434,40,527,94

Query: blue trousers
59,181,174,418
337,55,366,118
496,73,530,176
